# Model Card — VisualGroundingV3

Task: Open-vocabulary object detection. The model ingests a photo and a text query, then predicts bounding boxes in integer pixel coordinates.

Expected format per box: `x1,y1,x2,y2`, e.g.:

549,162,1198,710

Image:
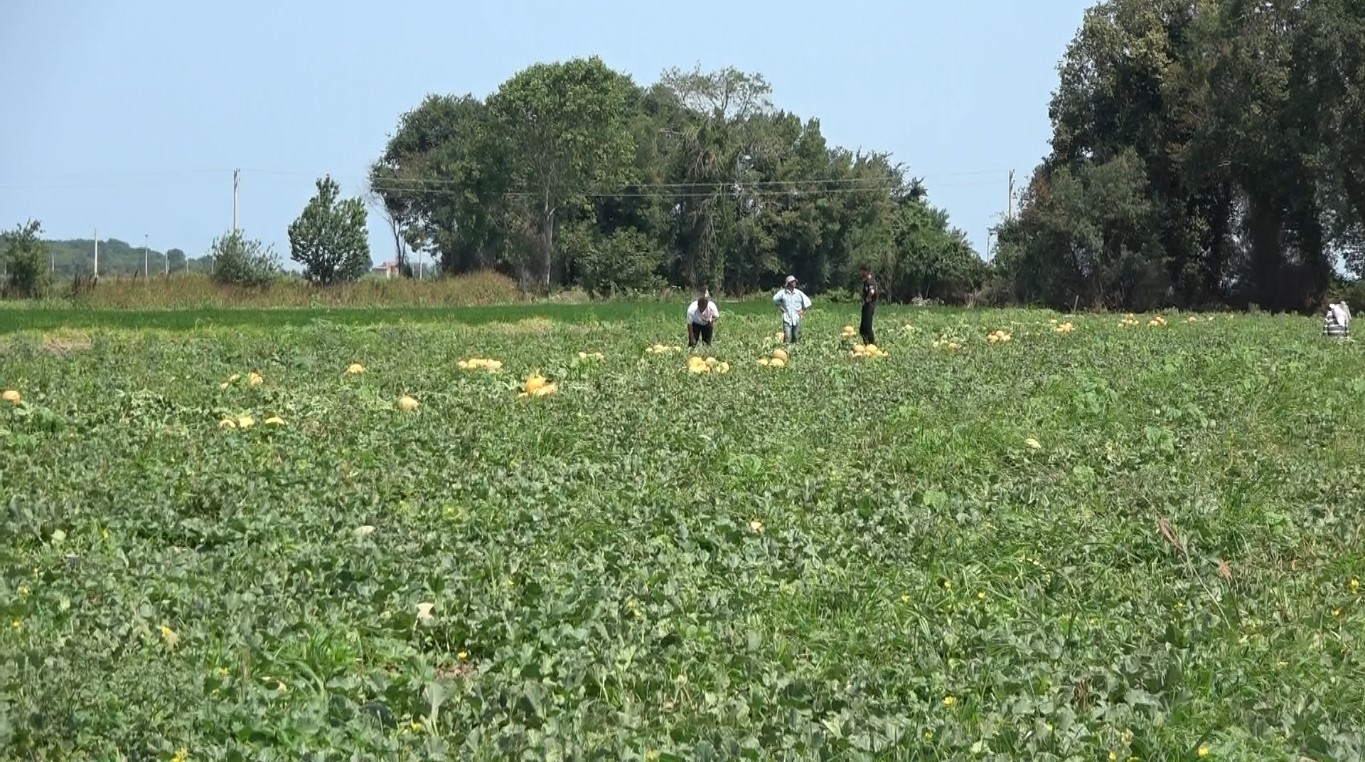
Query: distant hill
0,237,212,277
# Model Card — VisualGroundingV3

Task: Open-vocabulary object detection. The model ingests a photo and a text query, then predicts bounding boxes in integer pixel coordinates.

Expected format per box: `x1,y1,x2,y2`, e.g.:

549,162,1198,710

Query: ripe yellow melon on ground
533,383,557,397
524,374,548,394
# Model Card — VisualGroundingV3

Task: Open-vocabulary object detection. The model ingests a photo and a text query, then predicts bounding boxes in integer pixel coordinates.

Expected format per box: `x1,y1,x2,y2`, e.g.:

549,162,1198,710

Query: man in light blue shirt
773,275,812,343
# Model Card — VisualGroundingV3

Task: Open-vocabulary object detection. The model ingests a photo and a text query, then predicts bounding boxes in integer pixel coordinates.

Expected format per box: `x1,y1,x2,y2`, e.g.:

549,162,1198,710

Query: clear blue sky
0,0,1093,270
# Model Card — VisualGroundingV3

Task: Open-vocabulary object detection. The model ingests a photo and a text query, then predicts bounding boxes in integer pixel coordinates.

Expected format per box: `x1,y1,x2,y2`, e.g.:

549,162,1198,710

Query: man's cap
784,275,796,285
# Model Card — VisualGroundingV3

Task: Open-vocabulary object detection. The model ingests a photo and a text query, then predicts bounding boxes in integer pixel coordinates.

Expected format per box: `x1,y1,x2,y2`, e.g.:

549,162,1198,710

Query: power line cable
0,166,1012,194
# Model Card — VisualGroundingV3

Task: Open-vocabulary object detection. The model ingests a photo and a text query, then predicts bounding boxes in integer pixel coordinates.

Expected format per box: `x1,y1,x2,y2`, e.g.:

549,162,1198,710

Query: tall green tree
370,94,508,274
999,0,1365,313
488,56,637,291
996,150,1163,310
1043,0,1210,306
288,175,372,285
1296,0,1365,276
1193,0,1329,311
1,219,51,299
655,65,775,291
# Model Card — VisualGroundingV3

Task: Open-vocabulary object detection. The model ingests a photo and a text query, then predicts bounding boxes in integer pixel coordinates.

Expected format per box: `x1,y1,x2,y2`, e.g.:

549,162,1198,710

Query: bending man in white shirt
686,291,720,348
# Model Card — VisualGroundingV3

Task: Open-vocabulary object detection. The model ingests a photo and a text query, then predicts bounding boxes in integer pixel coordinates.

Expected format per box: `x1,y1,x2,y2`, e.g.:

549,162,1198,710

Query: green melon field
2,305,1363,760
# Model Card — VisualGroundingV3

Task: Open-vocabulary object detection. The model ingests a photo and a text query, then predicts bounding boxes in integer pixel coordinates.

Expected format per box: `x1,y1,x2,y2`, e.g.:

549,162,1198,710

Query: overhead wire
361,176,1006,199
0,166,1012,195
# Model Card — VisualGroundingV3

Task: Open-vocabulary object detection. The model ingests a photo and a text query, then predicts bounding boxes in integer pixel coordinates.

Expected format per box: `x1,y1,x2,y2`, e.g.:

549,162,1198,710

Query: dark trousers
688,321,713,347
860,303,876,345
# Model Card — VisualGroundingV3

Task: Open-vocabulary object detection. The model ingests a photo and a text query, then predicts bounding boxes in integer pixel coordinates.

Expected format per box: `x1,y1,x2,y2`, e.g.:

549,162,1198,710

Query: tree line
0,232,198,278
993,0,1365,313
368,60,985,302
368,1,1365,312
8,0,1363,311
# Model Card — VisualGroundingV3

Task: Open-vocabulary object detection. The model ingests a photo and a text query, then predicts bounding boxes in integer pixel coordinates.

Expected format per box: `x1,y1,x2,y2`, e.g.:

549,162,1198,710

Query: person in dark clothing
859,264,878,345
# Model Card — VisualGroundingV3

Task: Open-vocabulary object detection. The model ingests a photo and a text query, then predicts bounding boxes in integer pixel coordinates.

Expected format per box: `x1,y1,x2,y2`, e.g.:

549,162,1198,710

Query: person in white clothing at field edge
1324,301,1352,339
772,275,812,344
686,290,720,348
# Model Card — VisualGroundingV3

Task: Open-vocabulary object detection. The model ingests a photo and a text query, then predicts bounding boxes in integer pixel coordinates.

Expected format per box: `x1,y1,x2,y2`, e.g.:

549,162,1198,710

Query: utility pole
143,234,149,280
93,228,99,279
232,169,240,232
1007,169,1015,220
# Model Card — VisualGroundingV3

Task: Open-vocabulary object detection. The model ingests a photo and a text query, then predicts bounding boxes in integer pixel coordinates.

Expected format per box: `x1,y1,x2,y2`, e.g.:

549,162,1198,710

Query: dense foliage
209,231,283,288
0,220,51,299
370,2,1365,312
370,60,984,301
994,0,1365,313
288,175,373,285
3,306,1364,759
